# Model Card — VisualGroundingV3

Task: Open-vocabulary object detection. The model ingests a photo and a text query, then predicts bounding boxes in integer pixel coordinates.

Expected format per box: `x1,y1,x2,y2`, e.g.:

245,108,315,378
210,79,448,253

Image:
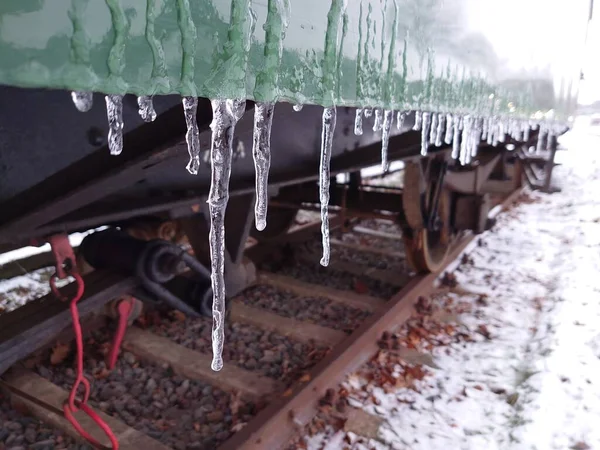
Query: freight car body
0,1,592,370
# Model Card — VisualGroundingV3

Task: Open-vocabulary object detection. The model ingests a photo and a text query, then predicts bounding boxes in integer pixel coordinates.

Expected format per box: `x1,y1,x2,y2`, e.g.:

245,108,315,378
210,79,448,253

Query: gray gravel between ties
239,284,371,333
147,314,322,385
34,330,253,450
0,391,85,450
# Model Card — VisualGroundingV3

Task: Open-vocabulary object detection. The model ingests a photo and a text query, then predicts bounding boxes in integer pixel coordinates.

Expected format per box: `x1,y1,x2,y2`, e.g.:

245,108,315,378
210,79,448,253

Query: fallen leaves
50,342,71,365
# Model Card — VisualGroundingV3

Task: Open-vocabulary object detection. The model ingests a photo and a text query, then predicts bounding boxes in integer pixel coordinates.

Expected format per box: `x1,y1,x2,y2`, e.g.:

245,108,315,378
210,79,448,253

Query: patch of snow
308,122,600,450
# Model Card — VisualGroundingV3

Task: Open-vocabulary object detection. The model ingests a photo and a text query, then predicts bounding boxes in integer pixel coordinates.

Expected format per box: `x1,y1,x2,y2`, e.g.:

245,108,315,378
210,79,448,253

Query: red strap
48,235,120,450
106,298,135,370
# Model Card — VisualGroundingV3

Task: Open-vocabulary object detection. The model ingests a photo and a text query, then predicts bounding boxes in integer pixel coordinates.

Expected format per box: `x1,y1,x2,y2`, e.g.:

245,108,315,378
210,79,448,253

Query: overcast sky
579,17,600,104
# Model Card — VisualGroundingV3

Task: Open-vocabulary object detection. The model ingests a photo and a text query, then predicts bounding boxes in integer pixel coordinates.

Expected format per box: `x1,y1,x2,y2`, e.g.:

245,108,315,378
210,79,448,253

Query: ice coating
536,126,546,153
319,107,337,267
364,108,373,118
459,116,471,165
429,112,438,145
444,114,454,144
252,102,275,231
105,94,124,156
182,96,200,175
435,113,444,147
208,98,246,372
381,110,393,172
396,111,406,130
137,96,157,122
373,109,383,132
71,91,93,112
293,104,304,112
452,116,461,159
354,108,364,135
413,111,422,131
420,112,431,156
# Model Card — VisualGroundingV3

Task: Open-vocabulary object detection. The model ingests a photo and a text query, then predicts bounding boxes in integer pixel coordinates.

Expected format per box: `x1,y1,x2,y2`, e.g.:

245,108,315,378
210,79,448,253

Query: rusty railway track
0,187,524,450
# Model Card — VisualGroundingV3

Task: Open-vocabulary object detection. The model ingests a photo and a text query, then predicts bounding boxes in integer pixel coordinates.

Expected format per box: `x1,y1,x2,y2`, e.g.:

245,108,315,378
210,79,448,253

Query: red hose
51,273,119,449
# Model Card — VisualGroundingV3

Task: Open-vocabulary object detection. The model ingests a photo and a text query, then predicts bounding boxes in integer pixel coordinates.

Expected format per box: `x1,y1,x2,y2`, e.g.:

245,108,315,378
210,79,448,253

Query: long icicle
138,96,157,122
429,112,438,144
413,110,422,130
208,98,246,372
182,97,201,174
319,107,337,267
444,114,453,144
71,92,93,112
420,111,431,156
381,110,393,172
252,102,275,231
354,108,364,135
397,111,406,130
452,116,460,159
105,95,124,155
373,108,383,131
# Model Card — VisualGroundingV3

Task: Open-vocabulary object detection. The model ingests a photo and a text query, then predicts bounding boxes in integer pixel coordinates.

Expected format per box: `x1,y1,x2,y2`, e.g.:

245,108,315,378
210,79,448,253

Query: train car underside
0,85,537,318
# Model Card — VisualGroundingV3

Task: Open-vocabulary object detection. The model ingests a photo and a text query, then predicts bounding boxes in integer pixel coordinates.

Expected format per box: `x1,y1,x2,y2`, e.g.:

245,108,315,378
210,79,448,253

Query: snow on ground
307,123,600,450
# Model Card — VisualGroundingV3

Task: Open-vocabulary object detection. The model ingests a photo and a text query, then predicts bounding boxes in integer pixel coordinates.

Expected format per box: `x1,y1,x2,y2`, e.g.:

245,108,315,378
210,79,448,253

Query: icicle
435,113,444,147
252,102,275,232
498,119,507,143
482,117,488,140
208,98,246,372
137,96,157,122
487,118,495,145
364,108,373,118
523,123,531,142
413,111,422,130
319,107,337,267
354,108,364,135
536,125,546,153
381,110,393,172
396,111,406,130
293,104,304,112
71,91,93,112
182,97,201,175
444,114,453,145
429,112,438,145
373,109,383,132
105,95,124,156
452,117,460,159
459,116,470,165
420,112,431,156
471,119,482,158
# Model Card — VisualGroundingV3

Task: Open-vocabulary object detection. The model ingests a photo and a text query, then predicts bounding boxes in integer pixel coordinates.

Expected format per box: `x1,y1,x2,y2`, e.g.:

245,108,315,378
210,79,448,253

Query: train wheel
250,206,298,242
401,160,451,273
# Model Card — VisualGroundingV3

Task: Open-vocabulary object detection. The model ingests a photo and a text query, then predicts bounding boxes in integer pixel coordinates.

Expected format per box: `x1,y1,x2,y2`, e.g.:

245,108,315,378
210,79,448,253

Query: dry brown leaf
50,342,71,365
299,373,311,383
171,310,187,322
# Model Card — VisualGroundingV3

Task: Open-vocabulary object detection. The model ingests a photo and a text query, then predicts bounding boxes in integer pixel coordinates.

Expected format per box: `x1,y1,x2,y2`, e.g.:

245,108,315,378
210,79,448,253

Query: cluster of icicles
70,93,559,371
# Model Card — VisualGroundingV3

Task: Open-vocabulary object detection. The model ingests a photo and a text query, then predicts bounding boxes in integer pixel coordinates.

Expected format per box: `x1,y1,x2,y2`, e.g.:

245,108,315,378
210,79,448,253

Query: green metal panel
0,0,591,121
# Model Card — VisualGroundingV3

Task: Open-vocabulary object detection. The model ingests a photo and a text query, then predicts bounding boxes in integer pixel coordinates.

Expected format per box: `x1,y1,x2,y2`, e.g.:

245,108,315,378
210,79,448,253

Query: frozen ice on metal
429,112,438,145
354,108,364,135
373,109,383,132
208,98,246,372
293,104,303,112
71,91,93,112
420,112,431,156
413,111,422,131
444,114,453,145
381,110,393,172
182,96,201,175
319,107,337,267
435,113,444,147
396,111,406,130
137,96,157,122
105,94,124,156
452,117,460,159
363,108,373,118
252,102,275,232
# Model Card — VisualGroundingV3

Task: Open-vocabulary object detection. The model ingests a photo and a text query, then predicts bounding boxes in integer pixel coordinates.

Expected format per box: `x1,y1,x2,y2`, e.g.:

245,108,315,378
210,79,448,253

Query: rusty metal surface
219,187,523,450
